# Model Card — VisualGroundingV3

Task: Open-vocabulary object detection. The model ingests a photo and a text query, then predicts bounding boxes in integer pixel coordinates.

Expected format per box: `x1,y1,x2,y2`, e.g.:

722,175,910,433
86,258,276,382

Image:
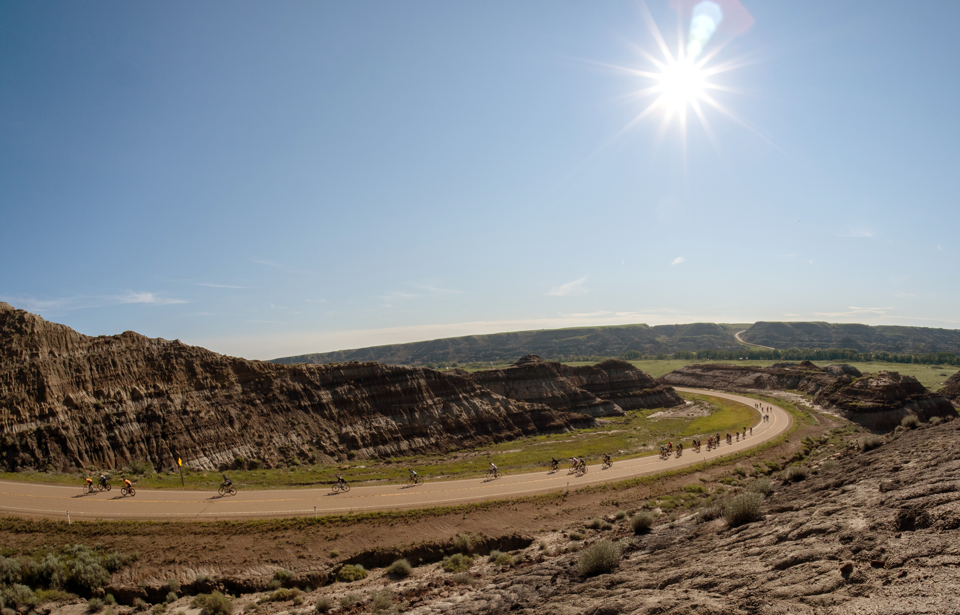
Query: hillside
272,320,960,366
0,303,676,473
273,323,741,365
741,321,960,353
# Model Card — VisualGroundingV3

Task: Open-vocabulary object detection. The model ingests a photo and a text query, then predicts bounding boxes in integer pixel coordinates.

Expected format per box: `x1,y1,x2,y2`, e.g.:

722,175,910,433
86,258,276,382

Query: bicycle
407,475,422,486
218,483,237,497
486,468,501,480
601,459,612,469
121,484,136,497
675,448,682,458
83,482,96,494
575,463,587,477
550,460,559,473
97,481,111,492
330,481,350,494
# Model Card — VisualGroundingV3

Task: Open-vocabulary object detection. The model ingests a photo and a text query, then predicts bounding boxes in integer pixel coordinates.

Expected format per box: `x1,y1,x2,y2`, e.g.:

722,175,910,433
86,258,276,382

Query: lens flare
687,1,723,61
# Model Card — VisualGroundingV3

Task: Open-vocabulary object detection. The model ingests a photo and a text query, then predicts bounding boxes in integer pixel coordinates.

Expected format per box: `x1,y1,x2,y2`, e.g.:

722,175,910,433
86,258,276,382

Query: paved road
735,330,776,350
0,389,790,521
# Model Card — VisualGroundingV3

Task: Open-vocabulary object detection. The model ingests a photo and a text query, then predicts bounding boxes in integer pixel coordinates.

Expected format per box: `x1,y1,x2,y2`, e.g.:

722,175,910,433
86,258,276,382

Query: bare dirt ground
2,401,833,613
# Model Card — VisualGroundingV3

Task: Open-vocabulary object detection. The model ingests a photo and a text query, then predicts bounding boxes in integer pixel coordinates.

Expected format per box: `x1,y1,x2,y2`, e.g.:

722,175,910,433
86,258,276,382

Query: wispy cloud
547,276,588,296
380,291,421,302
195,283,247,289
895,292,917,298
559,311,612,318
250,259,283,268
811,306,893,317
835,228,874,238
671,257,685,266
938,245,945,252
776,254,797,260
0,291,187,312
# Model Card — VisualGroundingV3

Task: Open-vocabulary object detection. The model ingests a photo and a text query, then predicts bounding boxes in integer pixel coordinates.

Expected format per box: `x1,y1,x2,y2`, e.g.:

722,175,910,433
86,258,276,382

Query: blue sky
2,1,958,359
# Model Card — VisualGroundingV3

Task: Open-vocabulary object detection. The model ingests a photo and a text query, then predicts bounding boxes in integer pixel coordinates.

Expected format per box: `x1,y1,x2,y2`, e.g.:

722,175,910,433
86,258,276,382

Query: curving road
735,330,776,350
0,389,791,520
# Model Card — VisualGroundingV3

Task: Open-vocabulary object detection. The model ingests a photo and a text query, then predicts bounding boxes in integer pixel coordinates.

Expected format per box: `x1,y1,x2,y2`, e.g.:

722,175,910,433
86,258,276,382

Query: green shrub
195,574,211,584
684,484,705,493
105,594,117,606
271,569,293,587
697,502,721,524
569,532,585,541
452,533,477,554
930,416,943,426
860,434,883,451
339,593,360,608
370,589,393,613
315,596,333,613
441,553,473,573
722,493,764,527
576,540,623,577
191,591,233,615
492,553,514,567
566,542,582,552
2,585,38,609
0,556,22,585
630,511,655,534
614,510,627,520
87,597,105,613
152,604,165,615
336,564,368,583
821,460,836,471
165,592,178,604
732,467,746,477
901,415,920,429
105,608,116,615
328,551,340,558
133,598,147,610
586,518,604,530
451,573,473,585
747,477,773,496
261,589,301,603
129,460,154,475
384,558,412,578
764,460,781,472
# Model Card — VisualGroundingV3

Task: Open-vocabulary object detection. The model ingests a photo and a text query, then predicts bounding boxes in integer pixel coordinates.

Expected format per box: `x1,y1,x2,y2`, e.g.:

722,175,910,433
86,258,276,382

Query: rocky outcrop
815,370,957,430
941,371,960,405
0,304,595,472
468,355,683,417
422,419,960,615
660,361,956,430
658,361,852,395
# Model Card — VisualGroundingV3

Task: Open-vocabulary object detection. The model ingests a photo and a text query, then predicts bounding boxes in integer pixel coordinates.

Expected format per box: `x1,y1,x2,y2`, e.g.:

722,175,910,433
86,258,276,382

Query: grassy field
1,393,759,492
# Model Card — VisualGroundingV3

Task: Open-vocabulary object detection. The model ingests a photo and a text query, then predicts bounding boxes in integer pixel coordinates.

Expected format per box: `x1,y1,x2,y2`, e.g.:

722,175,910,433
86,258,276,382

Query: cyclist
489,462,498,476
550,457,559,471
668,442,673,453
98,473,108,489
678,442,683,453
222,474,232,489
335,474,346,487
123,477,132,490
570,457,579,471
602,453,611,466
85,476,94,492
408,468,419,482
577,458,586,471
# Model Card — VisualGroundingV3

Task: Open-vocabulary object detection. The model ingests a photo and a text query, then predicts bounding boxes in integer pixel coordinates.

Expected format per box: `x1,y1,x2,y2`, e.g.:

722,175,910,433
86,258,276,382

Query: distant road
0,389,790,521
735,330,776,350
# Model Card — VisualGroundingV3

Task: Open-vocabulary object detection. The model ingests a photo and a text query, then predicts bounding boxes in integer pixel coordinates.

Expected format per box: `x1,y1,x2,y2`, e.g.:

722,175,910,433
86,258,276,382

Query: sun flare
657,59,706,112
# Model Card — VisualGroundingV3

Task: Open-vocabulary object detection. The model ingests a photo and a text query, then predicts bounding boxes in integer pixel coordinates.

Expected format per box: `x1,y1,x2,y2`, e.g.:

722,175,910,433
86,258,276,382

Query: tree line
621,347,960,366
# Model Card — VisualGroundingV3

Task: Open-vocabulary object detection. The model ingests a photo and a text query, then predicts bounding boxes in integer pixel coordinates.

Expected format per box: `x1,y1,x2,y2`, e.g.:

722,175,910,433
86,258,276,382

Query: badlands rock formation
941,371,960,405
661,361,956,430
0,304,587,472
414,419,960,615
469,355,683,417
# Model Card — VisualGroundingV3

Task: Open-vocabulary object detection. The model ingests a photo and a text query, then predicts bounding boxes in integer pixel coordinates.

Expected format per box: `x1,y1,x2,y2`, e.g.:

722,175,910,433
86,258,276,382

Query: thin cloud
380,291,420,302
811,306,892,317
250,259,283,268
776,254,797,260
671,257,685,265
938,245,945,252
895,292,917,298
547,276,588,296
195,283,247,289
0,292,187,312
559,311,612,318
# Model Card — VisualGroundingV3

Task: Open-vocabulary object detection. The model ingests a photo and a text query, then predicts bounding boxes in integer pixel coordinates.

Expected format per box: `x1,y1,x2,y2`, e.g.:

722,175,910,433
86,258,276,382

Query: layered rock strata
468,355,683,417
0,304,592,472
661,361,956,430
941,371,960,405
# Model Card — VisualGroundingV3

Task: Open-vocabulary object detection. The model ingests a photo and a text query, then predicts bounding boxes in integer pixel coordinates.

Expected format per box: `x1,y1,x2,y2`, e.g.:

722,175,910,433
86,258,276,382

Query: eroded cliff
660,361,956,430
941,371,960,405
0,304,593,472
468,355,683,417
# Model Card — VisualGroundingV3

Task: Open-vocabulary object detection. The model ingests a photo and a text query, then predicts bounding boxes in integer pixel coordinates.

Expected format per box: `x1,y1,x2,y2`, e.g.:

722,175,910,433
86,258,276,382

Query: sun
656,59,706,112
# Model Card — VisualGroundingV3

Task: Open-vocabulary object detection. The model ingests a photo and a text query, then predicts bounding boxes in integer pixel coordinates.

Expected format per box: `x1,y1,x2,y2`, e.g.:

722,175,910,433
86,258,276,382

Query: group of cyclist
90,407,770,496
83,473,135,496
754,403,773,422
